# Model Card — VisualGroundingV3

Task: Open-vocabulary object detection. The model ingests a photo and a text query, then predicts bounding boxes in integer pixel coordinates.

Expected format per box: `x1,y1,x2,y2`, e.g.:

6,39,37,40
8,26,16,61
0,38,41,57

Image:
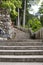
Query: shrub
27,17,42,32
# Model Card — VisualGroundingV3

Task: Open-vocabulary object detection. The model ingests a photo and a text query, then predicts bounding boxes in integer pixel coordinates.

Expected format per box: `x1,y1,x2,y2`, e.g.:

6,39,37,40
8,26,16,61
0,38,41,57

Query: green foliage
0,0,22,22
0,0,22,16
26,17,42,32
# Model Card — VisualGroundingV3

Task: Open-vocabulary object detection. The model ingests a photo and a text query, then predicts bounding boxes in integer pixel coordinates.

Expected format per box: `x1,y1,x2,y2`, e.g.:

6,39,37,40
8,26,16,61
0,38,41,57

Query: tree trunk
18,8,20,27
23,0,26,27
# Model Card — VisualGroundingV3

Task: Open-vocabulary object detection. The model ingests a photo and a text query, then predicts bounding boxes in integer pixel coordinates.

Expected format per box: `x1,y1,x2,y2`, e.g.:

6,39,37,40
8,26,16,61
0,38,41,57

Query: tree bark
23,0,26,27
18,8,20,27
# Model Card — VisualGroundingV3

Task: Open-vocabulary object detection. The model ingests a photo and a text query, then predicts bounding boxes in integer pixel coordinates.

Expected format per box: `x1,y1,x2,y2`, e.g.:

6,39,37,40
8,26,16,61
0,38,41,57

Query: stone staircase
0,39,43,62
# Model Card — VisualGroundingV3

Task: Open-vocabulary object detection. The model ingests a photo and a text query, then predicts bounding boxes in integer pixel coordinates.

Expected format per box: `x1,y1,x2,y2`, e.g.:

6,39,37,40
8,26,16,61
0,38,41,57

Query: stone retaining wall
0,8,15,40
34,28,43,39
15,26,43,39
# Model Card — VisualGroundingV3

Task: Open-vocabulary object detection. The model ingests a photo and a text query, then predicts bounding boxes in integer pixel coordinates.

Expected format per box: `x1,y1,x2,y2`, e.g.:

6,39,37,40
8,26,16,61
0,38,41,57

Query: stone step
0,50,43,55
0,62,43,65
4,39,43,42
0,46,43,50
0,55,43,62
0,40,42,62
0,41,42,46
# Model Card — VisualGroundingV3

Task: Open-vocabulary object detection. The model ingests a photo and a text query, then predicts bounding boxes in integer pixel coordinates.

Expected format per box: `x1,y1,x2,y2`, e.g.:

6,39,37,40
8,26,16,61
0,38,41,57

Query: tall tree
23,0,26,27
39,2,43,14
18,8,20,27
39,2,43,26
14,0,22,27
